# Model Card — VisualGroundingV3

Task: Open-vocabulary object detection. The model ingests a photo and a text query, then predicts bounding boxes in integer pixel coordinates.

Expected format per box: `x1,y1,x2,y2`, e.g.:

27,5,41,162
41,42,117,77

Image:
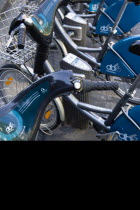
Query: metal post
93,0,105,26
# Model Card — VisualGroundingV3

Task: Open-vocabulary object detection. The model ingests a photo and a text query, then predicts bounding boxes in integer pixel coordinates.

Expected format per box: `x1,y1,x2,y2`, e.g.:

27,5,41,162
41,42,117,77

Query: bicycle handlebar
0,70,118,141
18,23,26,49
11,0,91,49
82,80,119,92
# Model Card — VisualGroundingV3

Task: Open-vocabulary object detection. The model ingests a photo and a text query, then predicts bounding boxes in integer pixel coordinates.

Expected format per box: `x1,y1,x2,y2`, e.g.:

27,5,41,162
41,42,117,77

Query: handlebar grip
83,80,119,92
18,23,26,49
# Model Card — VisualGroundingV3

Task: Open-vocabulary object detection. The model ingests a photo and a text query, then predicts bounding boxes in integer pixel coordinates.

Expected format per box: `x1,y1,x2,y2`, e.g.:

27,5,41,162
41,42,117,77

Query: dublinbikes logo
5,122,16,134
106,63,121,74
119,133,138,141
91,3,99,11
100,24,111,33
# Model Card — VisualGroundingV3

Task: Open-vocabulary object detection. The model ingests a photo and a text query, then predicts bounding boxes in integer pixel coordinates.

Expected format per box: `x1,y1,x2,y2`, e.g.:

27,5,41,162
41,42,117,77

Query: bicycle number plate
62,53,92,71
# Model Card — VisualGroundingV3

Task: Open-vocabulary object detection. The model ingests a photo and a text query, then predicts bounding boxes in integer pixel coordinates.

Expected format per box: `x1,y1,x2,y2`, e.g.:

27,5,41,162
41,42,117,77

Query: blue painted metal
96,0,140,35
105,0,122,6
110,106,140,141
0,81,51,141
0,110,23,141
89,0,102,12
113,36,140,75
88,0,120,12
31,0,64,44
100,35,140,78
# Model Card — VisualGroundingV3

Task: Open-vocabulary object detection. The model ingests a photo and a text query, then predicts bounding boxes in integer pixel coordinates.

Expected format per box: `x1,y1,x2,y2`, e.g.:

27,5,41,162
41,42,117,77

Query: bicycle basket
10,0,43,13
0,1,42,65
10,0,28,8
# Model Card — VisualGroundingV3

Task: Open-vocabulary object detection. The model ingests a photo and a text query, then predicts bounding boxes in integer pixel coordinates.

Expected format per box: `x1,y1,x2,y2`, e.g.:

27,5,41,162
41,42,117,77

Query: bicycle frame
19,1,71,123
20,48,67,123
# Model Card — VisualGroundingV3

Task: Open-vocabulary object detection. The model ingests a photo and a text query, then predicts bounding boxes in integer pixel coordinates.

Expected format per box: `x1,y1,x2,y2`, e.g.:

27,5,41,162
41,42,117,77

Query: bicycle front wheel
0,64,61,132
0,65,32,104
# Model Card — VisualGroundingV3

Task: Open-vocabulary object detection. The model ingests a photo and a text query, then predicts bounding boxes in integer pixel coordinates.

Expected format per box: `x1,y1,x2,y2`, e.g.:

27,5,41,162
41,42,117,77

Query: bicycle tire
107,75,140,105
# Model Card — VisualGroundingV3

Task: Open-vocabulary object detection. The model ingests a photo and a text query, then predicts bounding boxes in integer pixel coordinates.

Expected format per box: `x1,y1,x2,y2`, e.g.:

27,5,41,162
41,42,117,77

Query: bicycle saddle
129,40,140,56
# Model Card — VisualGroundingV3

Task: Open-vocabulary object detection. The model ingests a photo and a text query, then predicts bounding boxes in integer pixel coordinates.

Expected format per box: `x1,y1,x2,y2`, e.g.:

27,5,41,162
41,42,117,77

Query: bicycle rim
0,68,31,104
41,101,60,131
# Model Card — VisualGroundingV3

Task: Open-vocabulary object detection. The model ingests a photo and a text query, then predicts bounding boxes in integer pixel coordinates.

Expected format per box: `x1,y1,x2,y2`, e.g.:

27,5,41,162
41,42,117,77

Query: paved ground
0,1,140,141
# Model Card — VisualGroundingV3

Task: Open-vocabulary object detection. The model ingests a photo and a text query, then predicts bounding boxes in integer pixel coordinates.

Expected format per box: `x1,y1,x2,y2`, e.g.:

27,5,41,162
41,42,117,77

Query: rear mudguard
95,0,140,35
100,35,140,78
110,106,140,141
